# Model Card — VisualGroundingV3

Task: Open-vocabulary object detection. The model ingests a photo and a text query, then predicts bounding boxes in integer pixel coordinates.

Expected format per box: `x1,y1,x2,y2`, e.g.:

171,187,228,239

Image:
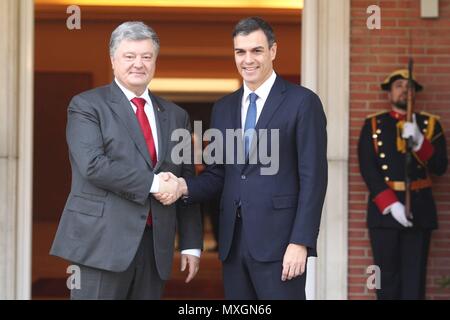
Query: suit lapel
254,76,287,132
150,94,169,172
108,82,153,168
230,88,245,170
246,76,287,168
233,87,244,130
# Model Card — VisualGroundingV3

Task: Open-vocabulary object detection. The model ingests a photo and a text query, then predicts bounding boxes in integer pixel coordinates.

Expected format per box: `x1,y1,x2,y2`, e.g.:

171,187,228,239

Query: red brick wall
349,0,450,299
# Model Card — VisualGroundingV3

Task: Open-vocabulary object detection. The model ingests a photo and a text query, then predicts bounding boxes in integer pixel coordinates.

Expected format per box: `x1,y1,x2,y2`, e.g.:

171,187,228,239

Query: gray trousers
71,227,165,300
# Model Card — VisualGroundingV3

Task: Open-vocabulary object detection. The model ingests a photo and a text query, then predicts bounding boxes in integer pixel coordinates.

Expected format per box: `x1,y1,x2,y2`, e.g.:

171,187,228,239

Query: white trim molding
16,0,34,300
0,0,34,300
302,0,350,300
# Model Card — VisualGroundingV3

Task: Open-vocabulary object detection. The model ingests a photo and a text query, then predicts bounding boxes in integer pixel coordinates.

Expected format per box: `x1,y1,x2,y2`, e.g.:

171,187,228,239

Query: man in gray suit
50,21,202,300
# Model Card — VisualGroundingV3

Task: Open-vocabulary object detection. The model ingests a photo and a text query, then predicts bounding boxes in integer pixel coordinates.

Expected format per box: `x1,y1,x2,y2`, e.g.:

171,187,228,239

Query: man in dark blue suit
157,17,327,299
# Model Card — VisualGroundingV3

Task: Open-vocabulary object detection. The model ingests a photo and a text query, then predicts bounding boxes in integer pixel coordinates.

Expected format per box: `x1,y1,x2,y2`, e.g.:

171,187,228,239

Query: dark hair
232,17,276,48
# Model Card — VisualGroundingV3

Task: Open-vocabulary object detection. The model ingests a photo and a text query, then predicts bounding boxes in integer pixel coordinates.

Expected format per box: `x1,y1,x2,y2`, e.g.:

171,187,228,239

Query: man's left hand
402,114,424,151
281,244,307,281
181,254,200,283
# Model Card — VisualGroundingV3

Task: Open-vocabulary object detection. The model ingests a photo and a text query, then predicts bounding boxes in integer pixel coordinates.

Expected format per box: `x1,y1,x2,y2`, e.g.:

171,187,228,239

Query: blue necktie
244,92,258,157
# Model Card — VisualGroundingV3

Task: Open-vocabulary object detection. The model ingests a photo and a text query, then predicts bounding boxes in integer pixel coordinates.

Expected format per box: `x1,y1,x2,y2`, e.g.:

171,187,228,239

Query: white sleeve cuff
149,174,160,193
181,249,201,258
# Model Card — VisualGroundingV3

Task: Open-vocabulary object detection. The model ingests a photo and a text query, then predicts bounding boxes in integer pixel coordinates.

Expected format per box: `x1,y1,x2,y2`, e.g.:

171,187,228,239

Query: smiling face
233,29,277,91
110,38,156,96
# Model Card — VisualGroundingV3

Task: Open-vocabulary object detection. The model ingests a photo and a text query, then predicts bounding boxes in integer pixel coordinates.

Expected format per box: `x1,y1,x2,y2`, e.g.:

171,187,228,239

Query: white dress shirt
115,79,200,258
241,70,277,133
114,78,160,193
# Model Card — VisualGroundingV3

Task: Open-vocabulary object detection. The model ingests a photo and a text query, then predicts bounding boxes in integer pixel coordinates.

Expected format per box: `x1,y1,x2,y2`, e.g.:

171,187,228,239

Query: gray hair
109,21,160,57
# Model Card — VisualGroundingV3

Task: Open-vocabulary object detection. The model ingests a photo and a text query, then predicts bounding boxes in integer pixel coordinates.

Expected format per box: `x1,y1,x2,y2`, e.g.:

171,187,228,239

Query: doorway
31,3,301,299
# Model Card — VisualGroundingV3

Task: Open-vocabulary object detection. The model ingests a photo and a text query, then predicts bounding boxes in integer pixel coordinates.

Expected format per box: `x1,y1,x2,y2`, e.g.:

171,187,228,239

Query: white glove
402,114,424,151
390,202,413,227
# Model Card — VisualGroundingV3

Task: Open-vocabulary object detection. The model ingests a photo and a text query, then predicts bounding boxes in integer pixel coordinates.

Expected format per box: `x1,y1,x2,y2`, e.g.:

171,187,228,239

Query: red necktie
131,97,157,226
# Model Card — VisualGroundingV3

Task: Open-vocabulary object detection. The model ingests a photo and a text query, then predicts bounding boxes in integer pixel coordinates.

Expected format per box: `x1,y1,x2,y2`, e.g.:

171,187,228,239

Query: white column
302,0,350,300
0,0,34,300
301,0,319,300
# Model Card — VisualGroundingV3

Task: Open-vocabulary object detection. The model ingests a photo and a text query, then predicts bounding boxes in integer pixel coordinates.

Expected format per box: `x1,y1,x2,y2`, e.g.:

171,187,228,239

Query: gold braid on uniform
396,121,406,153
425,116,436,141
395,114,437,154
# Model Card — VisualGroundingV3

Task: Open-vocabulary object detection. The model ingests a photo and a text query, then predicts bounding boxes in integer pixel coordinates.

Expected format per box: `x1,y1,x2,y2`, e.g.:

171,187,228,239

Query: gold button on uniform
384,177,390,181
376,129,381,134
378,141,383,146
382,165,388,170
380,153,386,158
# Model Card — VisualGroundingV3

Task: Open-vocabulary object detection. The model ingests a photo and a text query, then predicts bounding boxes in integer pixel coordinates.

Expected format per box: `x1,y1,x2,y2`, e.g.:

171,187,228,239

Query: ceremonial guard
358,68,448,299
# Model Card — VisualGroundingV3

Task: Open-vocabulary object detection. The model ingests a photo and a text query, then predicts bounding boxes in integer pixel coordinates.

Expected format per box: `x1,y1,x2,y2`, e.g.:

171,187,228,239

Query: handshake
154,172,188,205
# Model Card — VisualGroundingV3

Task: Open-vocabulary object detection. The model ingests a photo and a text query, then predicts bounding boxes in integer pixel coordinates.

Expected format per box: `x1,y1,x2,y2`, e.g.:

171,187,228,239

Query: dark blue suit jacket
187,75,327,262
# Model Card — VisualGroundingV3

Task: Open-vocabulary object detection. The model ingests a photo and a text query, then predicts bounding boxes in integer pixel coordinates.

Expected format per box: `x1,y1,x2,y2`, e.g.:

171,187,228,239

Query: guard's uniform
358,107,448,299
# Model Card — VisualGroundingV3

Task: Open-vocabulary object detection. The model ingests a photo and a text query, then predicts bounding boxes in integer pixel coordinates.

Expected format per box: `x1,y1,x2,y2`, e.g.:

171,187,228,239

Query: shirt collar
114,78,151,105
243,70,276,103
389,109,406,121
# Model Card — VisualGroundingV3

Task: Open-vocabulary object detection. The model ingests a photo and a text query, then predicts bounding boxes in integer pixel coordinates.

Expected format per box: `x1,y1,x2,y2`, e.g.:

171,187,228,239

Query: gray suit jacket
50,81,202,280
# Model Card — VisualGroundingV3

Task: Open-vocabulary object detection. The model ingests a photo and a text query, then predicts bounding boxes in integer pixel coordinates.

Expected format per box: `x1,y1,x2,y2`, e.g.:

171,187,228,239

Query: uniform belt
386,177,432,191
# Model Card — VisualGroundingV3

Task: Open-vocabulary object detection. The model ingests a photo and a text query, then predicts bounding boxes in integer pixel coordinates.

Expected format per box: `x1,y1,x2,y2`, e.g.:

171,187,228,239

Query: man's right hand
157,172,181,205
154,172,188,205
390,202,413,227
